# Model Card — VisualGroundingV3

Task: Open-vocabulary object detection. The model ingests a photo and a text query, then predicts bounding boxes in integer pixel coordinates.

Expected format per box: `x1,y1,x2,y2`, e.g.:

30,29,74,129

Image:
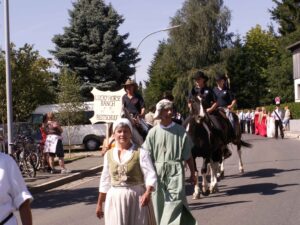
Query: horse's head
190,95,206,123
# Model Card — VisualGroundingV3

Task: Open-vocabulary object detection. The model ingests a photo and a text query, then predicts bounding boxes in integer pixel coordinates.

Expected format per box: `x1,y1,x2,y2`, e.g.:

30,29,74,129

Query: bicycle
10,135,37,178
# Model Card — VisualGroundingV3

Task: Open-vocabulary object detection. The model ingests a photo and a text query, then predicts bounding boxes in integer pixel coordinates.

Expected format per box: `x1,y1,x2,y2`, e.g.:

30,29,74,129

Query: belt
0,213,13,225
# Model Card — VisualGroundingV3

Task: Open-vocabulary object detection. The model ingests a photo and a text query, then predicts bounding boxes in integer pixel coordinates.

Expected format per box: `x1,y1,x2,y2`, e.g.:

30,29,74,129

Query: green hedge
264,102,300,119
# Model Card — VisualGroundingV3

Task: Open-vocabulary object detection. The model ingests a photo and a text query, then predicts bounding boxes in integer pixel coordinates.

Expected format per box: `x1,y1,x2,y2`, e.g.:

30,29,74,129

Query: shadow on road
189,200,251,211
31,187,98,209
224,182,298,196
225,168,300,180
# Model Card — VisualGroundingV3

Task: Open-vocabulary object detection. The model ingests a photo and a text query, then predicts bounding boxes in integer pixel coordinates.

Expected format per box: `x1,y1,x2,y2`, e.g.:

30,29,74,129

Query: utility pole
4,0,13,154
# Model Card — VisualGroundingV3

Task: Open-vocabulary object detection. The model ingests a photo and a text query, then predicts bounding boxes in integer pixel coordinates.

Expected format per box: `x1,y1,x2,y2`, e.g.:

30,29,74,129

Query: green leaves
51,0,139,94
0,44,55,122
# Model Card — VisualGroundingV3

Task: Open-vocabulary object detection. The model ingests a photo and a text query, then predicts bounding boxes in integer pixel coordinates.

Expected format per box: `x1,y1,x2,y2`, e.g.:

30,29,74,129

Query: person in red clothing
254,107,261,135
258,107,267,137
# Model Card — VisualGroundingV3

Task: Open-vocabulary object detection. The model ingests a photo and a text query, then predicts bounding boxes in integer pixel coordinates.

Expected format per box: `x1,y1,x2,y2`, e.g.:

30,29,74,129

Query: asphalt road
19,134,300,225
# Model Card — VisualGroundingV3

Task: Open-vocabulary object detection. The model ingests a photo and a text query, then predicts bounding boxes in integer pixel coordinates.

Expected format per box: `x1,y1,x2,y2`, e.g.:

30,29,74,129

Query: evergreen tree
51,0,139,96
270,0,300,35
144,42,179,108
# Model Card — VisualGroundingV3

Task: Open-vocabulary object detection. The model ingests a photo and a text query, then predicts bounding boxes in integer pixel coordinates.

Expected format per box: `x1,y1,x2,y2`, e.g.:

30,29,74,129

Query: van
30,102,106,150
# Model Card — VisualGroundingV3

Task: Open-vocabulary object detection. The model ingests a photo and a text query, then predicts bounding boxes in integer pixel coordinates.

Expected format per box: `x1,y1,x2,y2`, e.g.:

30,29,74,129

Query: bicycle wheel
30,152,41,171
24,154,36,178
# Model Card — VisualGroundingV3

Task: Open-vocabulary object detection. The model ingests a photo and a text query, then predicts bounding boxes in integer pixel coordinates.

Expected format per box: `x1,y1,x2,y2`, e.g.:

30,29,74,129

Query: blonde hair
46,112,55,121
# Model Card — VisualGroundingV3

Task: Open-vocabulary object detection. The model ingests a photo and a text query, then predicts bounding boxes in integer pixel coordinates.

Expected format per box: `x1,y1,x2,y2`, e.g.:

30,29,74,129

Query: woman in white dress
96,118,157,225
267,112,275,138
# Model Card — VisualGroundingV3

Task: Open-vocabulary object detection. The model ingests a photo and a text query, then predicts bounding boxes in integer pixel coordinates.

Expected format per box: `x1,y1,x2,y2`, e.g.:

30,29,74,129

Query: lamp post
134,24,181,81
4,0,13,154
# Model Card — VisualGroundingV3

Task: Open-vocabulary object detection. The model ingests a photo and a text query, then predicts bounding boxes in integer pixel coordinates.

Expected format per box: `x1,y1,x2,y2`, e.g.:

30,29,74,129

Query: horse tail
240,140,252,148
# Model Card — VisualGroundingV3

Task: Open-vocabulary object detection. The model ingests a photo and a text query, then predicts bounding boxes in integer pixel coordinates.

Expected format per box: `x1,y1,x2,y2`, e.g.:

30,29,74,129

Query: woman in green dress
142,99,198,225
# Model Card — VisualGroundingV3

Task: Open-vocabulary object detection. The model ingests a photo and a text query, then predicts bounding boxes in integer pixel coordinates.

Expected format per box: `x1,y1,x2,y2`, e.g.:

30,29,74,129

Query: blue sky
0,0,276,84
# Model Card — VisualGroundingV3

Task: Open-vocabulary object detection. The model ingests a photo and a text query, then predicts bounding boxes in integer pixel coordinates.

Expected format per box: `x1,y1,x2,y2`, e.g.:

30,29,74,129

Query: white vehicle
30,102,106,150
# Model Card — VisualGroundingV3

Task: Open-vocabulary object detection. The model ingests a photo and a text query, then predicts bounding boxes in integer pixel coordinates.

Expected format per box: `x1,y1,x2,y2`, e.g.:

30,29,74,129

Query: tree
56,69,85,156
270,0,300,35
144,0,232,113
144,42,179,108
264,27,300,103
0,44,55,122
226,25,278,108
170,0,232,69
51,0,139,96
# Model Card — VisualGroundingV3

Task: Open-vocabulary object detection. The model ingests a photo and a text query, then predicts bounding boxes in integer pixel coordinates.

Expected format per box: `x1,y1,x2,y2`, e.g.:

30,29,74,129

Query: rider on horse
188,70,232,159
213,73,237,142
188,70,218,114
122,79,148,139
122,79,145,118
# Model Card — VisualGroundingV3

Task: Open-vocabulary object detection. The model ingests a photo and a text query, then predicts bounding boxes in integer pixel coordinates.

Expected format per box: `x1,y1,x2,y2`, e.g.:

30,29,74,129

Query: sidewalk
284,130,300,139
25,152,104,194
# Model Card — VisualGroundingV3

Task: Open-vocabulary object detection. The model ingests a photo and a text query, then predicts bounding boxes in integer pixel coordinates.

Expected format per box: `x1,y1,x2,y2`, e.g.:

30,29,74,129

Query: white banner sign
90,88,126,124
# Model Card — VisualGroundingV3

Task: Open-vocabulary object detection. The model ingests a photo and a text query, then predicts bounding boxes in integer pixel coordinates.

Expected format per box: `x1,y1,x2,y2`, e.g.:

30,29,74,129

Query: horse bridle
191,95,205,123
190,96,211,143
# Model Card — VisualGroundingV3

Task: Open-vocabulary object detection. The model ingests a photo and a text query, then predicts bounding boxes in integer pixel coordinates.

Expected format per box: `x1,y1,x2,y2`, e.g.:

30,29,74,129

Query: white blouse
99,145,157,193
0,153,33,225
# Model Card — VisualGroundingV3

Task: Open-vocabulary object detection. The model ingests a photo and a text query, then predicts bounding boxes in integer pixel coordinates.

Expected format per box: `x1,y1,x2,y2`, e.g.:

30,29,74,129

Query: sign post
90,88,126,153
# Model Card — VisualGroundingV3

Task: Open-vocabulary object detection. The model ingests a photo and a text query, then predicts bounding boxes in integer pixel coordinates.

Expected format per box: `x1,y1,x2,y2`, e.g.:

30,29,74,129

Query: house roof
287,41,300,52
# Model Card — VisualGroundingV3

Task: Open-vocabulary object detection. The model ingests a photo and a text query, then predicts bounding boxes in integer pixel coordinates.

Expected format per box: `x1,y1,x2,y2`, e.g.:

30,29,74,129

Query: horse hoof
240,168,244,174
210,186,218,194
201,189,210,196
220,171,225,179
192,193,201,200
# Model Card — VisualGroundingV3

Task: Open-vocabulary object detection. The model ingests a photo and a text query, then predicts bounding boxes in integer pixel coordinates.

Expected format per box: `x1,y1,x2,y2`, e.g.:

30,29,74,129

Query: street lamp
134,24,182,81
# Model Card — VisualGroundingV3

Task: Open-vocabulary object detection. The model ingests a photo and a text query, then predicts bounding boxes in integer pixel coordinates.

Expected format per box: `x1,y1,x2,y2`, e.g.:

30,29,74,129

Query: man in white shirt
271,103,284,139
0,152,33,225
238,110,245,133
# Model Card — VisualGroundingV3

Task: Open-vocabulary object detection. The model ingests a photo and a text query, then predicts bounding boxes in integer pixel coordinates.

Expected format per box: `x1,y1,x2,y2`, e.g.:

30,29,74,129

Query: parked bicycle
10,134,37,178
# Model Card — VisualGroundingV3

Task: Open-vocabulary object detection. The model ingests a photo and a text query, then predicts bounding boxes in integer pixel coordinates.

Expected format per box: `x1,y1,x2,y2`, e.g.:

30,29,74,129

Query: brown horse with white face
184,95,224,199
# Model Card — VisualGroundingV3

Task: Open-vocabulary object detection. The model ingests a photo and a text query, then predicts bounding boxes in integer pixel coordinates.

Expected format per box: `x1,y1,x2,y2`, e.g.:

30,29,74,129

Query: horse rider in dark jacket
188,70,218,114
213,73,237,142
188,70,232,159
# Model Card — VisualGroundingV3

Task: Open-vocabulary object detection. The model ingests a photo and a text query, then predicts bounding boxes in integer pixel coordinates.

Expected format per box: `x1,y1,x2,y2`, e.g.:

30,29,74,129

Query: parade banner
90,88,126,124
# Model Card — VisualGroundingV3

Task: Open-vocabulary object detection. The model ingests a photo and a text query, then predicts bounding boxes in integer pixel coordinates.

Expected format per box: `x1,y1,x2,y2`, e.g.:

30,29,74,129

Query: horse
184,96,225,199
214,109,252,179
120,107,152,145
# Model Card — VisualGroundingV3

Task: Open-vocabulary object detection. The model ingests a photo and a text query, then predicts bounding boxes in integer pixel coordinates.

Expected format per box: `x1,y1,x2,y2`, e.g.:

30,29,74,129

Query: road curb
28,165,103,194
284,132,300,140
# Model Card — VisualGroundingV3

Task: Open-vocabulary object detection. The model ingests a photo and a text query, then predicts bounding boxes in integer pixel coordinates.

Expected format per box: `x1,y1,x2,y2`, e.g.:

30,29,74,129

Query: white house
287,41,300,102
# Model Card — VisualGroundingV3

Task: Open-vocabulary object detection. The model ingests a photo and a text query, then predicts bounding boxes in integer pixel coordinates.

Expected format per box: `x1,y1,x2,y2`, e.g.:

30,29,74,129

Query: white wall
290,120,300,132
295,78,300,103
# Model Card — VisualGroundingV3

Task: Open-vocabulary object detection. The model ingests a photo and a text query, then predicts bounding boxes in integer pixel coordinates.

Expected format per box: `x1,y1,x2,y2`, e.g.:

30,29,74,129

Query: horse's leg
132,128,144,145
209,160,219,194
217,159,225,180
237,144,244,173
192,157,201,199
201,158,210,196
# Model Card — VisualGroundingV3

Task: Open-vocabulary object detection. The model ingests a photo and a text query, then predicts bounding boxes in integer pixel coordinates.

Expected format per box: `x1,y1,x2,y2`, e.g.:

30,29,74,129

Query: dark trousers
245,120,251,133
251,120,255,134
274,120,284,139
240,120,245,133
